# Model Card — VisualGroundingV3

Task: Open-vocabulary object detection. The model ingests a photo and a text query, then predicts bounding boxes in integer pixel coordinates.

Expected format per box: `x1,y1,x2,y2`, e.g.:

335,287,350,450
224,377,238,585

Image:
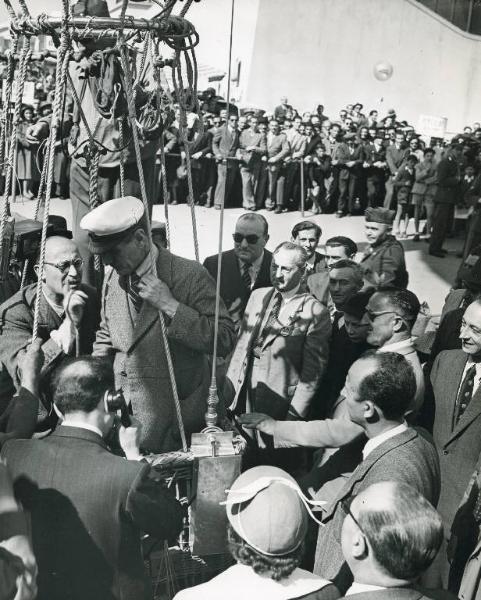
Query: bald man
0,236,100,419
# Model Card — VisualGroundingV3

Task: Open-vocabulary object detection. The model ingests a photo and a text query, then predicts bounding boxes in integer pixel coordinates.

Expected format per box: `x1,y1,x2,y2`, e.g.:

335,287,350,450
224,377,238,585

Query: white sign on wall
417,114,448,138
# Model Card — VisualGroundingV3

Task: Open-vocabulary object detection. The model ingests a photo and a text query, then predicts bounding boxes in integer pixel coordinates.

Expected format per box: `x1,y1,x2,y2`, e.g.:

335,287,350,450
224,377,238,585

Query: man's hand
119,417,143,460
17,339,44,396
138,272,179,318
25,122,49,145
192,151,202,160
237,413,277,436
64,290,88,328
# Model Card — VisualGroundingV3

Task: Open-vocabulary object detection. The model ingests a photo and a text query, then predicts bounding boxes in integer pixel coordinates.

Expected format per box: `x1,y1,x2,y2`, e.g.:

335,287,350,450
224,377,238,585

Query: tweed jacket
313,428,441,594
93,247,235,453
0,282,99,414
224,286,331,420
360,235,408,289
203,249,273,330
431,349,481,532
1,427,183,600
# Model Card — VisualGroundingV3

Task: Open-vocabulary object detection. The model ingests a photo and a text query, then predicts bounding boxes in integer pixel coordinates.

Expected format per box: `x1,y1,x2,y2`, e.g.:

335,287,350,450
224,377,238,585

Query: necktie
241,263,252,290
252,292,282,358
128,273,143,313
455,364,477,425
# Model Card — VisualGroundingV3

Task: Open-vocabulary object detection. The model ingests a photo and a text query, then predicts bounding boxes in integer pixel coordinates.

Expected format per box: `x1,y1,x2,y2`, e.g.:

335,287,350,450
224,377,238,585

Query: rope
117,6,187,452
207,0,236,418
118,117,126,197
158,135,171,249
0,37,31,271
0,37,18,171
88,145,103,277
32,0,71,340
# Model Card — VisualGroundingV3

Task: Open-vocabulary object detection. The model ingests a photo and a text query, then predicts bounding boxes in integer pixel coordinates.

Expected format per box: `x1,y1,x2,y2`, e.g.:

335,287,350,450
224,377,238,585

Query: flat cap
222,466,308,556
365,207,395,224
80,196,145,253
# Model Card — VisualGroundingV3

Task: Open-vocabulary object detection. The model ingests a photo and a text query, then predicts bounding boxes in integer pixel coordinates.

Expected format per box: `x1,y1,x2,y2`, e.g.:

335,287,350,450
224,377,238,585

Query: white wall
246,0,481,131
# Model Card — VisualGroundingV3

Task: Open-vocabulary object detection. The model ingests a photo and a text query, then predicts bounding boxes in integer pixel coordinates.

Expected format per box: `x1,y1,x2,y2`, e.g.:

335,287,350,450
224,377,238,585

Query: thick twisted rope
118,15,187,452
0,37,31,274
32,0,71,340
88,145,103,276
118,117,126,197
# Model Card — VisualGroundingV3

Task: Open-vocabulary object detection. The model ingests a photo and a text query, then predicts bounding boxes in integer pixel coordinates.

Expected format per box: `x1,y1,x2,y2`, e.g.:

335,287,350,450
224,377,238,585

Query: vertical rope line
118,15,187,452
118,117,126,197
0,37,31,269
209,0,235,391
32,0,71,340
0,36,18,172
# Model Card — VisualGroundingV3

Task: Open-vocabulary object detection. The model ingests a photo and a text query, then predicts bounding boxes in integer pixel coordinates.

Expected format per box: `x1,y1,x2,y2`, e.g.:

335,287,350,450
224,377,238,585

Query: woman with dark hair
16,105,40,200
174,466,338,600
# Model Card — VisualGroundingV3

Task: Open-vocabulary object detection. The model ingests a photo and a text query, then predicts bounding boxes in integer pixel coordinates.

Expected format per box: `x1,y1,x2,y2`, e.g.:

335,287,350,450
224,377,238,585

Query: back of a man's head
375,287,420,331
53,357,114,416
353,481,443,582
358,351,415,420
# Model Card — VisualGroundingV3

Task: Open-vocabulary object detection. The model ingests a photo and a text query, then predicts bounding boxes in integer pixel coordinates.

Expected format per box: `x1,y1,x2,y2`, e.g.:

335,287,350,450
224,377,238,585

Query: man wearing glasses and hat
360,207,408,290
80,196,235,454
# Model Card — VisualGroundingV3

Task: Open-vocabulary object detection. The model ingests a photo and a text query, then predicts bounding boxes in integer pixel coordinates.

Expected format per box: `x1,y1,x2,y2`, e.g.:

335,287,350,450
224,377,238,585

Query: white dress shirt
345,582,386,596
61,420,103,438
362,421,408,460
459,358,481,398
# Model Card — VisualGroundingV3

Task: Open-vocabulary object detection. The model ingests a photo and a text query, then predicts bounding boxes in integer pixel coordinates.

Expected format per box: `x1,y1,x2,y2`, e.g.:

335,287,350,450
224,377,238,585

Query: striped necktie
241,263,252,290
455,364,477,425
128,273,143,313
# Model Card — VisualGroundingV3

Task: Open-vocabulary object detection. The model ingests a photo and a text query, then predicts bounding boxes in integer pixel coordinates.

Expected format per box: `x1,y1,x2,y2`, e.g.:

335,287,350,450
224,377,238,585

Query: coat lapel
448,385,481,445
323,429,416,520
108,269,134,351
441,352,468,445
127,248,170,352
262,294,307,350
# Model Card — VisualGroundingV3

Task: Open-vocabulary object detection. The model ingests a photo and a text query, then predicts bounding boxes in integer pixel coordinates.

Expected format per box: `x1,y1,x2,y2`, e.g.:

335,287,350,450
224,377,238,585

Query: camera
104,388,132,427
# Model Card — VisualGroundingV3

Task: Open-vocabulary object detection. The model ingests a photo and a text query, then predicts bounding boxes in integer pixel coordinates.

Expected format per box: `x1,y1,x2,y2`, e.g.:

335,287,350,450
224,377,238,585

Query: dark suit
93,246,235,453
314,428,440,593
429,155,461,253
363,143,387,207
213,124,240,208
303,251,330,306
342,587,456,600
360,235,408,289
384,144,409,208
0,282,99,416
426,349,481,586
182,130,212,205
1,426,183,600
203,249,273,330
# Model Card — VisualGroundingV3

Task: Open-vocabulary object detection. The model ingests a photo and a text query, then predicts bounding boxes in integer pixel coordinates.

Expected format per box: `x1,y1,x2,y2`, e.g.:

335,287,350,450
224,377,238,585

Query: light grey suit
93,247,235,453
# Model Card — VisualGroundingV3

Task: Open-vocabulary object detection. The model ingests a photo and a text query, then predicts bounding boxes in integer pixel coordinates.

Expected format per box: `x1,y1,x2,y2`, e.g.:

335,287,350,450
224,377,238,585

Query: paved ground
11,198,463,315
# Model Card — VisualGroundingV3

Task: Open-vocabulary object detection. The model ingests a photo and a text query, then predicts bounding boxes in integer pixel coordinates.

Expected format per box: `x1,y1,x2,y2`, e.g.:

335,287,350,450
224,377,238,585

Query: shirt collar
42,290,65,317
279,282,301,302
135,244,159,279
61,420,104,438
362,422,408,460
345,583,386,596
377,337,414,354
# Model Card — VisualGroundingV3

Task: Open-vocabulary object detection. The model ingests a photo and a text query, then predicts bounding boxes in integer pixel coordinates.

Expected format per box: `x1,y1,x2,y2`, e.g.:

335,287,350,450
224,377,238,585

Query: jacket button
120,370,127,377
443,449,449,455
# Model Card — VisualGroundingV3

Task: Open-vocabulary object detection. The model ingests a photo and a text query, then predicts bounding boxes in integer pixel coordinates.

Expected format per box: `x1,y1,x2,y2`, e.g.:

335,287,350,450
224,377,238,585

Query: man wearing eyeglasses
340,481,445,599
212,113,241,210
0,235,100,421
203,213,272,332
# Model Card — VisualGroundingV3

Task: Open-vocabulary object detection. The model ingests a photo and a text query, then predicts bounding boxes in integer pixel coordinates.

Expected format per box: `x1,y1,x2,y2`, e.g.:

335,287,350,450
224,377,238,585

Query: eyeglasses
44,258,83,273
233,233,260,244
341,497,364,534
365,309,402,322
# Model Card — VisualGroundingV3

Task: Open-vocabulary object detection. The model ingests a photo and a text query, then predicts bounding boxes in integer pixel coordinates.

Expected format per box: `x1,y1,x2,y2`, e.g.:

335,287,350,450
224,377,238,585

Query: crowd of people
2,0,481,598
1,187,481,600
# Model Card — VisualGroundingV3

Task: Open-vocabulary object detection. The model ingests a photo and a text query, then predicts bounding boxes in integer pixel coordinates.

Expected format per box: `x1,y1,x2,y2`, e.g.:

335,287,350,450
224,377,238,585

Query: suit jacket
363,144,387,180
1,427,183,600
213,124,240,159
225,286,331,420
303,252,330,306
188,130,212,169
203,249,273,332
266,132,290,161
342,587,456,600
314,428,441,593
431,349,481,531
412,160,438,196
386,144,409,176
238,129,267,166
360,235,408,289
434,155,460,204
0,282,99,414
93,247,236,453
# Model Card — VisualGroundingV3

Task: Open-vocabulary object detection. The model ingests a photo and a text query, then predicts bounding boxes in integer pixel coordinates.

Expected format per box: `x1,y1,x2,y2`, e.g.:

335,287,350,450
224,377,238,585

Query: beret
365,207,395,224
